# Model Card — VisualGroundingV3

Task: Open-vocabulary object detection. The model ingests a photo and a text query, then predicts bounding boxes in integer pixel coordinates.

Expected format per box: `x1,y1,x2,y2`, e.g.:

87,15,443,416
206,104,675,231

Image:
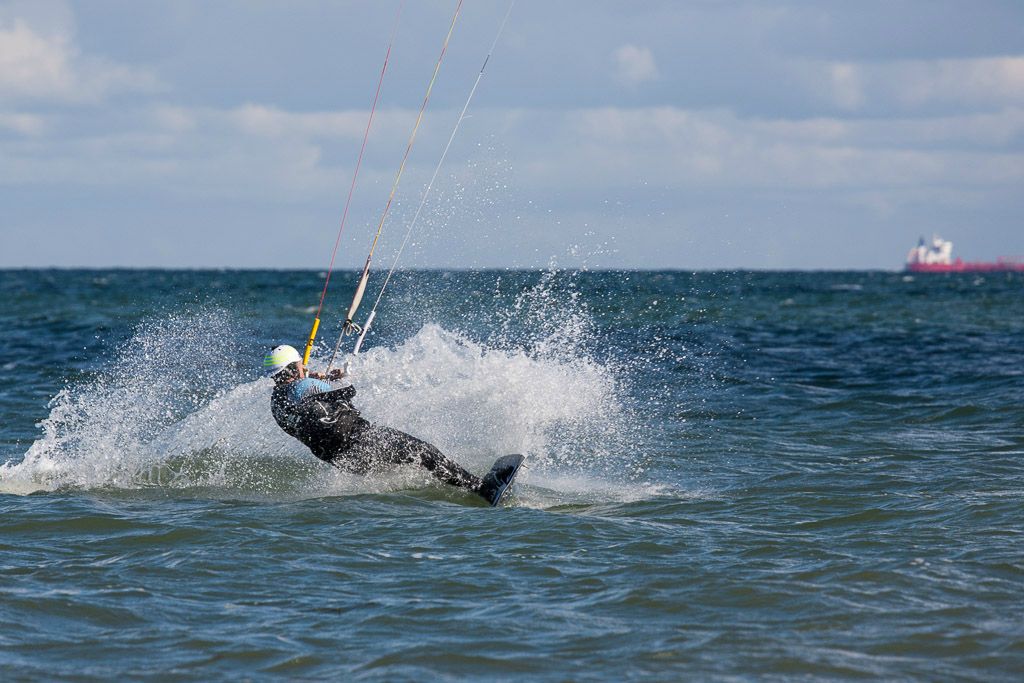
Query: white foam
347,324,625,474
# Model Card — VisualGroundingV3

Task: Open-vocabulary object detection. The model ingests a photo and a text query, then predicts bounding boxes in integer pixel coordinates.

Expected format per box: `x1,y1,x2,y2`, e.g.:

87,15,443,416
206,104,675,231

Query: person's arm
311,385,356,404
307,368,347,381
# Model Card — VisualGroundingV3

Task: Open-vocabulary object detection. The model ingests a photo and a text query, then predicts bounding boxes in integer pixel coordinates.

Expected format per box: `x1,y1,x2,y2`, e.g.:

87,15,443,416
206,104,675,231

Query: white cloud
891,56,1024,107
499,106,1024,195
0,102,413,202
827,63,865,110
148,103,402,141
151,105,197,134
612,44,658,85
230,104,371,139
0,19,71,98
803,56,1024,111
0,111,46,135
0,15,159,103
4,101,1022,205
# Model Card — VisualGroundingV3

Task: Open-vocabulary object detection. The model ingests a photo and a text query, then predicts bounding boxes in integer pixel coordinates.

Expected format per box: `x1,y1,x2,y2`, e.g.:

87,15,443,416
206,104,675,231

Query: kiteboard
479,454,525,507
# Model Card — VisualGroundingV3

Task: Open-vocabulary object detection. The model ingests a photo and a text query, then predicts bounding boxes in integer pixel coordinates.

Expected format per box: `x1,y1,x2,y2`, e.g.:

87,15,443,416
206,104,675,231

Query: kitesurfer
264,344,511,504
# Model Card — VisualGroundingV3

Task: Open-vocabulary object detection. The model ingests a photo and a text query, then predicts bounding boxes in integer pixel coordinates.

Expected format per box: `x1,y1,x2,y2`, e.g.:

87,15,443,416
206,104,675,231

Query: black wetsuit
270,381,482,491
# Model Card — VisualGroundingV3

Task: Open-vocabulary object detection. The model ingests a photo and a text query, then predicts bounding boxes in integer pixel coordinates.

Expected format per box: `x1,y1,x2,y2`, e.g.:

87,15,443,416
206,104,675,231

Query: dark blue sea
1,269,1022,680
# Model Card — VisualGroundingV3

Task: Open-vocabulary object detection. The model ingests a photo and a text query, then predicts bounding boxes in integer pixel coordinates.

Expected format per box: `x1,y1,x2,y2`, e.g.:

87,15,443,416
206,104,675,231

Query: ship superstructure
905,235,1024,273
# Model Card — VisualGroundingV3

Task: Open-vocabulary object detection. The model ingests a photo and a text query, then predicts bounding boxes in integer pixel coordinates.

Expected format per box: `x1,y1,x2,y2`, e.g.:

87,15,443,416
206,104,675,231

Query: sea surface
1,268,1022,680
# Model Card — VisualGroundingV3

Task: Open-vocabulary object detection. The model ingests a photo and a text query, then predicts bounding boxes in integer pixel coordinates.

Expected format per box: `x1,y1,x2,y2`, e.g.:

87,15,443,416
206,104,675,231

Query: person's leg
371,426,482,491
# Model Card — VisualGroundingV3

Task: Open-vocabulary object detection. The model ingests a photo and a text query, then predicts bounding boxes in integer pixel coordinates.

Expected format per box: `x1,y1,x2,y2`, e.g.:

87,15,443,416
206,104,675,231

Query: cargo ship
905,236,1024,273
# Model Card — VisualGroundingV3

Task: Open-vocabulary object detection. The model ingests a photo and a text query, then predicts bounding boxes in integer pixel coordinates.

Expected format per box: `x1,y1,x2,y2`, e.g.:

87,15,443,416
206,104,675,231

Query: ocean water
1,268,1022,680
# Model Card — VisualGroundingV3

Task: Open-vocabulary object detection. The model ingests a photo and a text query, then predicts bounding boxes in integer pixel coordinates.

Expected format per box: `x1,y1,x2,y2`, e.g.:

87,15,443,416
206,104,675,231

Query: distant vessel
905,235,1024,273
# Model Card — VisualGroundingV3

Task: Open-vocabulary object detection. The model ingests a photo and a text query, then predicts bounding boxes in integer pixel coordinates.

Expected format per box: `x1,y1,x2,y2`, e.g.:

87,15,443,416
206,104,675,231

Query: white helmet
264,345,302,376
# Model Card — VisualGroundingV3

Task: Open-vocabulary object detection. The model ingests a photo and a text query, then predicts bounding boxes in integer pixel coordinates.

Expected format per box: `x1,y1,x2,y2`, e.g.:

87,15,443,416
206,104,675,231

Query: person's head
264,345,305,384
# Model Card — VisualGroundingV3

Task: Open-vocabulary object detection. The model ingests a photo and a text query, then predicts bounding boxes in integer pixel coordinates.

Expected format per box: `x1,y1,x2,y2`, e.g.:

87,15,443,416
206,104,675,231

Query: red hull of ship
906,259,1024,273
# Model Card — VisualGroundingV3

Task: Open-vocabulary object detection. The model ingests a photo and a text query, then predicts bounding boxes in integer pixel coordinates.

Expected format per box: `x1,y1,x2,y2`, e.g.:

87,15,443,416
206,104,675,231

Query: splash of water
2,278,644,503
0,310,295,494
349,323,627,472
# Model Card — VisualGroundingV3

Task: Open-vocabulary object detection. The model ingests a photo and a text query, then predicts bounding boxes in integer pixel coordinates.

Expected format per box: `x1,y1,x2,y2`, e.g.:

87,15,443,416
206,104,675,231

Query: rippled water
1,269,1022,680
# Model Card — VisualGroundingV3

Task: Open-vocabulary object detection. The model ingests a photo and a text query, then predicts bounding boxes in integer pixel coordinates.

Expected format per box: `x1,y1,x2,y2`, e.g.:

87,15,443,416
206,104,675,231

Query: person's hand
326,368,346,381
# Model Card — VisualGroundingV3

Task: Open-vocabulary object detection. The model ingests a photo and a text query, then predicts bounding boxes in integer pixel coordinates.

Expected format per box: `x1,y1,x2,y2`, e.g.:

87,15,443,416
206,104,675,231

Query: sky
1,0,1022,269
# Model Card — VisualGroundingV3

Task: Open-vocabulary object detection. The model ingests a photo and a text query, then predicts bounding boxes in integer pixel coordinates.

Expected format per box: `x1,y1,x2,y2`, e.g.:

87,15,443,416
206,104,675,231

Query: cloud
0,111,45,135
827,63,865,110
146,103,416,143
0,18,72,99
0,102,420,204
493,105,1024,198
891,56,1024,108
229,104,375,139
4,100,1022,210
0,15,159,103
612,44,658,86
804,55,1024,112
151,105,197,134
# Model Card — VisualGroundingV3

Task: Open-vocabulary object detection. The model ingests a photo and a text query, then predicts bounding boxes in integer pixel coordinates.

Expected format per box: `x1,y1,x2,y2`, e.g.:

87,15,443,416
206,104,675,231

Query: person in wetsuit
264,344,497,500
